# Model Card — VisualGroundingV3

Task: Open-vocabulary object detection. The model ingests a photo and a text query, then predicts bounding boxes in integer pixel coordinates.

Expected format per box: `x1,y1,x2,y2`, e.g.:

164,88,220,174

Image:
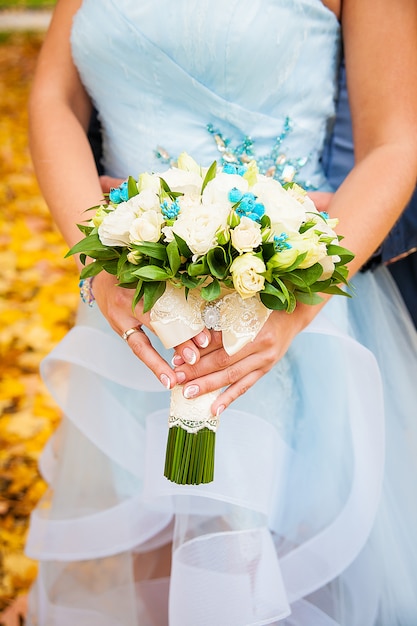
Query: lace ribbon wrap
150,283,272,434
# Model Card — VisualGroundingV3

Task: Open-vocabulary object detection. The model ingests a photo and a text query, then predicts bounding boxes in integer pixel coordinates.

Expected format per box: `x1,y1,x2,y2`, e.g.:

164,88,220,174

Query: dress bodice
71,0,340,189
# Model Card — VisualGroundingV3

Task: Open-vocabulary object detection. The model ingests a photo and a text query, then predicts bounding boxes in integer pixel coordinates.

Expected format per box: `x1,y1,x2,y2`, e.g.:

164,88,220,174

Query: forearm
29,99,104,266
328,141,417,276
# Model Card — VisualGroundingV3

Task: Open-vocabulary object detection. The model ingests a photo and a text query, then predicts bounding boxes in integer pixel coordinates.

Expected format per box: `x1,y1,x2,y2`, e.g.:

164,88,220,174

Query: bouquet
68,153,354,484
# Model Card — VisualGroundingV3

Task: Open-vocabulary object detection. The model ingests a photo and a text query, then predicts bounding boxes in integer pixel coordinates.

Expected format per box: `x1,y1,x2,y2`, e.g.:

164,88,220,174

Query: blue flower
109,180,129,204
161,200,180,219
234,192,265,223
228,187,244,203
273,232,292,252
222,163,247,176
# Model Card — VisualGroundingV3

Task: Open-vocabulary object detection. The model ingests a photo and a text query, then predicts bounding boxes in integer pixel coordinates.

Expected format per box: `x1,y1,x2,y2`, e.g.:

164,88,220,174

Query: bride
26,0,417,624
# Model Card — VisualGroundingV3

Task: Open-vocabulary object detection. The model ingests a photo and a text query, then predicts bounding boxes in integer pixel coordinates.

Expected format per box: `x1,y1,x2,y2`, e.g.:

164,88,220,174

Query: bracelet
79,277,95,307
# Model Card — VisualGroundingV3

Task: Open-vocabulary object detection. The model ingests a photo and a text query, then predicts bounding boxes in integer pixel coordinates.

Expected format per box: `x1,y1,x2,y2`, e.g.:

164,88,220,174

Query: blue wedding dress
25,1,417,624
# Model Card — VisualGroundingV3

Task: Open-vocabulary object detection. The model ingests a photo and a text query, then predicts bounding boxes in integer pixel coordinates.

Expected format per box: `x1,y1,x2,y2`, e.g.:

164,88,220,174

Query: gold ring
121,325,143,341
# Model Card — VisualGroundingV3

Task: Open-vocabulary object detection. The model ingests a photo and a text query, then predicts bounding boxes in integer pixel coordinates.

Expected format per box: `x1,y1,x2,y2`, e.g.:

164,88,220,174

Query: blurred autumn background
0,2,79,622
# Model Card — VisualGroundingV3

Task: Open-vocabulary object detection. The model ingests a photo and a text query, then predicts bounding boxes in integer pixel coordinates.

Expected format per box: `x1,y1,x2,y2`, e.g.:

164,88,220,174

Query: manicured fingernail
159,374,171,389
183,347,197,365
176,371,186,384
171,354,183,367
216,405,225,417
197,333,209,348
184,384,199,399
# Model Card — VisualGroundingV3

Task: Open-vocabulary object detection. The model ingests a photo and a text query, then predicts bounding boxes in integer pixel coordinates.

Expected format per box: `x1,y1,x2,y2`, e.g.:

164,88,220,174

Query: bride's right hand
91,271,210,389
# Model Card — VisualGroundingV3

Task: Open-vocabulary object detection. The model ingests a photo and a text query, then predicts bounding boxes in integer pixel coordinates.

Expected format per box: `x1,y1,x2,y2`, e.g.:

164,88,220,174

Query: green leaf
274,276,291,304
261,242,275,262
321,284,352,297
167,240,182,275
89,248,120,261
159,177,184,199
207,246,230,279
327,244,355,264
260,214,271,229
260,292,287,310
117,249,129,276
173,233,193,258
118,267,140,285
201,278,221,301
133,242,168,262
331,268,349,284
201,160,217,194
286,291,297,313
79,262,104,279
101,259,119,275
77,223,95,236
279,271,307,289
290,263,323,287
188,257,210,277
294,291,324,306
66,232,107,258
127,175,139,198
132,265,172,281
261,280,287,302
132,280,144,310
143,281,166,313
180,274,207,289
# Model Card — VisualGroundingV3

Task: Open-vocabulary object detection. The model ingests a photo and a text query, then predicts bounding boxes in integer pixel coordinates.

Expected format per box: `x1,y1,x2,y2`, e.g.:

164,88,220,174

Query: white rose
252,178,306,232
158,167,202,197
203,172,248,205
129,210,164,244
135,188,161,212
230,253,266,299
172,202,229,256
178,194,201,218
231,216,262,253
98,202,137,246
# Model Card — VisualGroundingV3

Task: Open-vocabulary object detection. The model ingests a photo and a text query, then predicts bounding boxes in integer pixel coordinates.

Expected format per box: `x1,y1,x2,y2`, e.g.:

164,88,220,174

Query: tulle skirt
25,266,417,625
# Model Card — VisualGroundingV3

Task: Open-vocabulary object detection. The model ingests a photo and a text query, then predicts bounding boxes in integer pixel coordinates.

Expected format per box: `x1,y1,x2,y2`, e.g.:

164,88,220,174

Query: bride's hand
308,191,334,213
171,304,315,415
99,175,124,194
91,271,211,389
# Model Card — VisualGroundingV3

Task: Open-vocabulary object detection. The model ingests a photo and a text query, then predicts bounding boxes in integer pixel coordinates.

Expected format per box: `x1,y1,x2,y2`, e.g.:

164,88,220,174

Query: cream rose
158,167,202,197
135,188,161,212
98,202,138,246
172,202,229,257
129,210,164,244
230,253,266,299
203,172,248,205
252,178,306,233
231,216,262,253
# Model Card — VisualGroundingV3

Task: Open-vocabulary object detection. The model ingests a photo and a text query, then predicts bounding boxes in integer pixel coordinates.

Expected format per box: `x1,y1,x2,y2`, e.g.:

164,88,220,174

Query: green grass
0,0,55,8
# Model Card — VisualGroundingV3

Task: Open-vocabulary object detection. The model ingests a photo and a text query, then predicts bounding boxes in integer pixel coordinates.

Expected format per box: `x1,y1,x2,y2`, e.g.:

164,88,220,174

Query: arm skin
29,0,210,392
173,0,417,415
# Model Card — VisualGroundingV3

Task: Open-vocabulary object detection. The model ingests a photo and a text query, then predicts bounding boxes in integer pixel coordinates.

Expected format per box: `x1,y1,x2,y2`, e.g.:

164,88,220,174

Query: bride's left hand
172,304,315,415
